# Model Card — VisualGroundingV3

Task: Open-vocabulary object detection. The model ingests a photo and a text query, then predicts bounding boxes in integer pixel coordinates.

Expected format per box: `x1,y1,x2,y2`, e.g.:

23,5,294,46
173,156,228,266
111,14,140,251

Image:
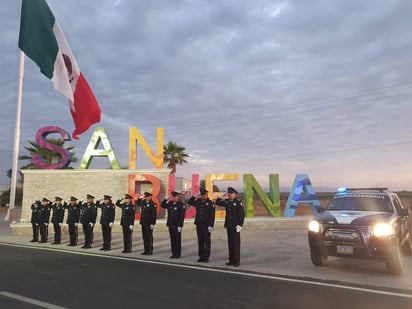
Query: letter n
243,174,280,217
129,127,164,169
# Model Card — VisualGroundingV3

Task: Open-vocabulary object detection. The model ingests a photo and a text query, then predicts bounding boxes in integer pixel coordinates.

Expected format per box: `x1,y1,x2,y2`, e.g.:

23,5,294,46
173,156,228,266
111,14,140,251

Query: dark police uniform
136,192,157,255
215,187,245,267
51,197,65,245
30,200,42,242
161,191,185,258
80,194,97,249
188,189,215,262
97,195,116,251
39,198,51,243
65,196,81,246
116,194,136,253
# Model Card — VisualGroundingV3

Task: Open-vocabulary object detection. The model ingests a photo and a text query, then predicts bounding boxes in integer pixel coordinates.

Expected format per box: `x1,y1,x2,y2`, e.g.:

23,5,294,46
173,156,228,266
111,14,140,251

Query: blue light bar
337,187,347,193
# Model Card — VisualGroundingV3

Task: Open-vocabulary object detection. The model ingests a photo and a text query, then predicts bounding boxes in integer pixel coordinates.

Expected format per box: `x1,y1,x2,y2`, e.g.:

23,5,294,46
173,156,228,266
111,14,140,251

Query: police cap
227,187,238,194
124,193,133,200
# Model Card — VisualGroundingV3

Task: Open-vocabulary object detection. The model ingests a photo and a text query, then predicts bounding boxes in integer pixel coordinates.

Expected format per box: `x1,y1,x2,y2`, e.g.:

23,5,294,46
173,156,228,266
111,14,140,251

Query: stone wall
19,169,170,223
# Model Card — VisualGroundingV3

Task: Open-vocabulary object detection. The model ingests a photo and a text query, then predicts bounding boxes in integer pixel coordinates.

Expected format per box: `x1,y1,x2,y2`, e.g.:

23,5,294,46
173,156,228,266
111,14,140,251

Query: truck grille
323,225,370,243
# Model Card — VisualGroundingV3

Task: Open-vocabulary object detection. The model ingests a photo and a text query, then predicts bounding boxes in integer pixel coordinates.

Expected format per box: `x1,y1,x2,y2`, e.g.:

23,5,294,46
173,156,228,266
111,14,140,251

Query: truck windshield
326,195,393,212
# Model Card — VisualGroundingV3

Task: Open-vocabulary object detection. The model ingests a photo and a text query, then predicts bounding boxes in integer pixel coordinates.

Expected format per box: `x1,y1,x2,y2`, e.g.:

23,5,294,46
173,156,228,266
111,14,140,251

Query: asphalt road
0,244,411,309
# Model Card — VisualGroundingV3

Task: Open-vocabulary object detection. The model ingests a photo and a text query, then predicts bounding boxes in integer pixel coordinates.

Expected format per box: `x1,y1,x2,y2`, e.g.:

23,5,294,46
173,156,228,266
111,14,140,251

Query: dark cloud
1,0,412,191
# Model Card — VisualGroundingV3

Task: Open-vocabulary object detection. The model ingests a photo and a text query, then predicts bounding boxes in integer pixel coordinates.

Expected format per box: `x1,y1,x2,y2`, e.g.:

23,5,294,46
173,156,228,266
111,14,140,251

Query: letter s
32,126,71,169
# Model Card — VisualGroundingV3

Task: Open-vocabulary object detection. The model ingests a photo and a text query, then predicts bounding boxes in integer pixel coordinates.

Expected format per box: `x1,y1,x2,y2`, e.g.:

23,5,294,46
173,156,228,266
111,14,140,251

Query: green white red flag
18,0,101,139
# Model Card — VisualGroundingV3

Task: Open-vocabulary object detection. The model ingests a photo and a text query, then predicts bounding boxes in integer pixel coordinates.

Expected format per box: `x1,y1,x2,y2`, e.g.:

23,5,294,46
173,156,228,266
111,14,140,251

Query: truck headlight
308,220,321,233
373,223,394,237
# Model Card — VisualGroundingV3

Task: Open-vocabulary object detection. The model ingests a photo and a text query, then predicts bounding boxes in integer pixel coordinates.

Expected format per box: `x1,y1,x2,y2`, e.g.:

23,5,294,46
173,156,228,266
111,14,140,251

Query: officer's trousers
168,227,181,257
101,224,112,249
226,227,241,265
122,225,133,252
196,224,211,260
141,225,153,253
39,223,49,242
82,223,94,247
31,223,39,241
53,223,61,243
68,223,78,245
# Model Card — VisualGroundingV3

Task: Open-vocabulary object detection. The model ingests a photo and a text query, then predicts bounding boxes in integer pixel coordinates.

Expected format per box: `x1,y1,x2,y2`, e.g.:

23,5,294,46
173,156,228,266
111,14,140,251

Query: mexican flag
18,0,101,139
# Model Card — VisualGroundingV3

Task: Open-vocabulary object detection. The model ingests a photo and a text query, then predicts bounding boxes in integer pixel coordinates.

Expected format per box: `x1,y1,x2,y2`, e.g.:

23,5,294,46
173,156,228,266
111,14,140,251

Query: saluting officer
30,200,42,242
39,197,51,243
215,187,245,267
161,191,185,259
97,195,115,251
116,194,136,253
80,194,97,249
51,197,65,245
188,189,216,263
136,192,157,255
65,196,81,246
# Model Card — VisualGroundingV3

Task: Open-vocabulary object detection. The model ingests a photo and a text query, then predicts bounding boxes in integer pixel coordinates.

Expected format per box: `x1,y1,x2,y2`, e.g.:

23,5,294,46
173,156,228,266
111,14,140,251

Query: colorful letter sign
78,127,120,169
243,174,280,217
32,126,321,218
33,126,71,169
129,127,164,169
284,174,321,217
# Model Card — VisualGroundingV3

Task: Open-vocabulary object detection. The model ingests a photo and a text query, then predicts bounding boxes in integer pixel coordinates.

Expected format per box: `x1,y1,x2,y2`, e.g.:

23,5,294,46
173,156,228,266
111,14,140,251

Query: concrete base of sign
9,216,311,236
19,169,170,225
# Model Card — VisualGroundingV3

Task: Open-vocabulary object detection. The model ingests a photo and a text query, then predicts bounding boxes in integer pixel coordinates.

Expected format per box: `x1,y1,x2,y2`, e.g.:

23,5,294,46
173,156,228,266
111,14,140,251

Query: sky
1,0,412,192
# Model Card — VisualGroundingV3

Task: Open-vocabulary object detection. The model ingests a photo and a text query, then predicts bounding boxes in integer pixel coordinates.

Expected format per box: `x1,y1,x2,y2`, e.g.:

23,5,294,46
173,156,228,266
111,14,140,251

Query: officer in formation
50,197,65,245
65,196,81,246
97,195,115,251
161,191,185,259
28,189,245,267
215,187,245,267
80,194,97,249
136,192,157,255
116,194,136,253
39,197,51,243
188,189,216,263
30,200,42,242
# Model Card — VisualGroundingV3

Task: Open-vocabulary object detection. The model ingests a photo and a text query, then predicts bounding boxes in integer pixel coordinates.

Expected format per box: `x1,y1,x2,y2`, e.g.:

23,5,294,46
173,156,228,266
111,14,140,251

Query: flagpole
5,51,25,222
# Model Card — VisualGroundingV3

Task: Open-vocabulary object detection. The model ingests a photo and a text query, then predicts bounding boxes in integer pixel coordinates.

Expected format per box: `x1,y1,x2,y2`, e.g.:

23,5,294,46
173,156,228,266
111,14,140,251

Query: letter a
78,127,120,169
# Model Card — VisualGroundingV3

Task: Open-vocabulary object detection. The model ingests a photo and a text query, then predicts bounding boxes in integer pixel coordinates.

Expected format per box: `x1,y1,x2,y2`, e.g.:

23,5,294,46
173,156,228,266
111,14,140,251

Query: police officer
65,196,81,246
188,189,215,262
161,191,185,259
116,194,136,253
80,194,97,249
215,187,245,267
97,195,115,251
51,196,65,245
39,197,51,243
136,192,157,255
30,200,42,242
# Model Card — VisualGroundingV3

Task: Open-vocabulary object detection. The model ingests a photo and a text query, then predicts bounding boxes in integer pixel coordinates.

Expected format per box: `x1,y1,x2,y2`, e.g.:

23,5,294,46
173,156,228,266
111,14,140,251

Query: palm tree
163,141,189,174
19,138,78,169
